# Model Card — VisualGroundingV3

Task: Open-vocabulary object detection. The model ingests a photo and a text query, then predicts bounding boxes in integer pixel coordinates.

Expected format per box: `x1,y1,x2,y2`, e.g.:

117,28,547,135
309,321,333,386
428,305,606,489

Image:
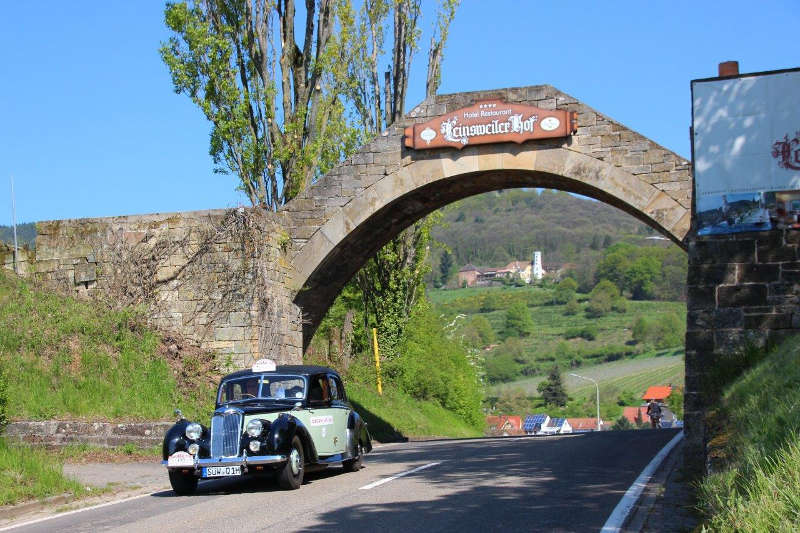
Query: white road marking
358,462,442,490
600,431,684,533
0,491,159,532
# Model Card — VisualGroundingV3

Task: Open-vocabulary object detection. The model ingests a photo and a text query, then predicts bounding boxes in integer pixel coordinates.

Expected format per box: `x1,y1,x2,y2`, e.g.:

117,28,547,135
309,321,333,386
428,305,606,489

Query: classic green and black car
162,359,372,494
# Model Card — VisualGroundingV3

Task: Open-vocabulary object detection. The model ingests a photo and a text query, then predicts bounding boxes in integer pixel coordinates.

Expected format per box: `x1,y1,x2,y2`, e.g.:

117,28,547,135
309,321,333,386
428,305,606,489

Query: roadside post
10,174,19,274
372,328,383,395
570,373,601,431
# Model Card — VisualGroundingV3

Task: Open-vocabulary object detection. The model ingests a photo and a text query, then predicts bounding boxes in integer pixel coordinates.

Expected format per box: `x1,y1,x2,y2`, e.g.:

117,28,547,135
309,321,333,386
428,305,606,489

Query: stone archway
281,84,692,346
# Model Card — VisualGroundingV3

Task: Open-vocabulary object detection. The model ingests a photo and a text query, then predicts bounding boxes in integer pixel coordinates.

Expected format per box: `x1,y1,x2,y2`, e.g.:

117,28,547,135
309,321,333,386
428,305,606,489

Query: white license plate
203,466,242,477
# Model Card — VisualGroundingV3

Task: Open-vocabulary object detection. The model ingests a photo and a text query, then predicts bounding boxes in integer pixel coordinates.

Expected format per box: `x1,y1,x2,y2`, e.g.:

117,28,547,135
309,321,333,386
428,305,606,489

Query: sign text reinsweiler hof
404,100,577,150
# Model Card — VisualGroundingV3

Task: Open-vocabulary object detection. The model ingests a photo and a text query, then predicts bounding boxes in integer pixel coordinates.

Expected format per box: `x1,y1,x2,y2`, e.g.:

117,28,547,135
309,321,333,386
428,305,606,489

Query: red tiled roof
486,415,522,430
622,407,648,424
642,386,672,401
567,418,600,431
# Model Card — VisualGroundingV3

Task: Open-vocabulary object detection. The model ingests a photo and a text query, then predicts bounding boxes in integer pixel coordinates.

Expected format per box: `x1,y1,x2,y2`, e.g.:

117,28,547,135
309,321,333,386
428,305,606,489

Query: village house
622,406,649,426
567,417,603,432
485,415,524,436
642,385,673,403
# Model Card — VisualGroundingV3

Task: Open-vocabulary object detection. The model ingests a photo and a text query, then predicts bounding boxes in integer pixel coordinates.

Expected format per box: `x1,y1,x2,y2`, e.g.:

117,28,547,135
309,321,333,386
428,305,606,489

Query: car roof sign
252,358,277,372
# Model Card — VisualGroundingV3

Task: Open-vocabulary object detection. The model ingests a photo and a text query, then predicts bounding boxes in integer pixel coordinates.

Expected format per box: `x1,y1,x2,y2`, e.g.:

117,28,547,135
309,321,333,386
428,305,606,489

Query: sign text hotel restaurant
404,100,577,150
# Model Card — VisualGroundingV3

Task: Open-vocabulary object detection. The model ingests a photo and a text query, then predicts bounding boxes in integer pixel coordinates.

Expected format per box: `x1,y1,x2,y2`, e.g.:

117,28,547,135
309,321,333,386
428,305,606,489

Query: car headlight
249,440,261,453
246,419,263,437
187,443,200,455
185,422,202,441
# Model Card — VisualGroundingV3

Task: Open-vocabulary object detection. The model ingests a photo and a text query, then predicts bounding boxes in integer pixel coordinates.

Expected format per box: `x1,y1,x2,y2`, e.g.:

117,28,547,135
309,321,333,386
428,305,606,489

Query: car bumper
163,454,287,470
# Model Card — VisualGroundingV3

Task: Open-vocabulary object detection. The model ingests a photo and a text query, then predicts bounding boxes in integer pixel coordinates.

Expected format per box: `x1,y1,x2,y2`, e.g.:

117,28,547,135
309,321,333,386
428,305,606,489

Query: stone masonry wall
684,230,800,472
4,420,173,448
29,208,302,367
283,84,692,251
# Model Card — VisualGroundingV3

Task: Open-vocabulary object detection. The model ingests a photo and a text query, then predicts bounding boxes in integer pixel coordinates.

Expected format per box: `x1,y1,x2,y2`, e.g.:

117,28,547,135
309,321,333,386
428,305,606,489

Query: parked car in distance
162,359,372,494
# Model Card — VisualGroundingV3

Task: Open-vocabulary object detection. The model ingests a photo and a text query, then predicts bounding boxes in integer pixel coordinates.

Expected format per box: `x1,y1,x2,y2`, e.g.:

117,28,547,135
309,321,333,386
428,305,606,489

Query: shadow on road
296,429,679,532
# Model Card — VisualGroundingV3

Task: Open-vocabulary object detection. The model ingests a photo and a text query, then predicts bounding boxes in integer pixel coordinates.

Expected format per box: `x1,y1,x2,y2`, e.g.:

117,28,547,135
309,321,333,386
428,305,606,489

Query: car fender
347,411,372,454
162,420,190,460
269,414,318,463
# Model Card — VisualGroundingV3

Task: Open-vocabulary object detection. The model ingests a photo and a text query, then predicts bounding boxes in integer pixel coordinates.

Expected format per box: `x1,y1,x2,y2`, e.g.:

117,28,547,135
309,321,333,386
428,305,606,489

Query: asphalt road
8,429,679,533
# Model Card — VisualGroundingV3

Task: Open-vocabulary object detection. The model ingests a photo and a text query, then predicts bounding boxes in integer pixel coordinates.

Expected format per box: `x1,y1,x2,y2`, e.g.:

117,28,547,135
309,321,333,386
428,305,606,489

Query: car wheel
343,441,363,472
169,471,198,495
277,436,304,490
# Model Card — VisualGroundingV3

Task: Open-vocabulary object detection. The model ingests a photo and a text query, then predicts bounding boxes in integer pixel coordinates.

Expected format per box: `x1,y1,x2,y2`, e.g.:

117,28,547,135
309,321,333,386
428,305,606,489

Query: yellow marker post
372,328,383,396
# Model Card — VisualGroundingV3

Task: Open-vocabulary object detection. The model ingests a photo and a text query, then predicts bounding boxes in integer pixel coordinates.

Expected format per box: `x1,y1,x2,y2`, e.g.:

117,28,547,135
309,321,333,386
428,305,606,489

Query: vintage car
162,359,372,494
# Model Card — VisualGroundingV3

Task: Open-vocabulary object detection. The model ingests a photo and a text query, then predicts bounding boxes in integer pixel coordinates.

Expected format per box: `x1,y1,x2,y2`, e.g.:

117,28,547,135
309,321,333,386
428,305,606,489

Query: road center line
358,462,442,490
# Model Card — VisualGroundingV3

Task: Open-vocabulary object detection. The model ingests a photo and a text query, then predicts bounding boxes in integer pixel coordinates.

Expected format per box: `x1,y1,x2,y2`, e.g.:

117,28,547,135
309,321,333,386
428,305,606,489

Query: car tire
169,471,198,495
343,441,363,472
277,436,304,490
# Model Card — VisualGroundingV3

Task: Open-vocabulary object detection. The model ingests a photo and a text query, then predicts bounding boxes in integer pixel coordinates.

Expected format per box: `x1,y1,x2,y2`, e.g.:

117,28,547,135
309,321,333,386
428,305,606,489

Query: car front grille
210,411,242,457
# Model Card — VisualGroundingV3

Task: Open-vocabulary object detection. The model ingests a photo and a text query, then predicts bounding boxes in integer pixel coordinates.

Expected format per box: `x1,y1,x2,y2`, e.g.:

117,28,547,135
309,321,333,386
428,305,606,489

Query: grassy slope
491,350,684,397
430,284,685,377
0,269,216,422
0,440,86,506
347,383,482,441
699,336,800,531
1,268,475,439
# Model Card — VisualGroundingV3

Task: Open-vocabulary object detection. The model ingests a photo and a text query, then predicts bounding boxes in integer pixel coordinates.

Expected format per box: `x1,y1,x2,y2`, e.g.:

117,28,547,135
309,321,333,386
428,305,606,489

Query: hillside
431,189,664,271
0,222,36,248
698,336,800,530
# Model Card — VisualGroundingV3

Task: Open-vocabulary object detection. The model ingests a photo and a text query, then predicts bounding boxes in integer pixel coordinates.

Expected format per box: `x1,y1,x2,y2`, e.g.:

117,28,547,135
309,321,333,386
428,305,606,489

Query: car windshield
217,374,306,404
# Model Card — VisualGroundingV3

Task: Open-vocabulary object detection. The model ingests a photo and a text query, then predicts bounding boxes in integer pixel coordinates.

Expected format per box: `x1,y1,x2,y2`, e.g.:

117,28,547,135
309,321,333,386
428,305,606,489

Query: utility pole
570,373,601,431
10,175,19,274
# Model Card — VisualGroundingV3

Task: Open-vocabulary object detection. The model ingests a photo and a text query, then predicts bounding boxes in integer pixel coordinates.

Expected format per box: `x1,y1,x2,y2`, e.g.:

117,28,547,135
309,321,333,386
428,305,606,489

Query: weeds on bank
0,439,86,506
0,270,217,422
698,336,800,531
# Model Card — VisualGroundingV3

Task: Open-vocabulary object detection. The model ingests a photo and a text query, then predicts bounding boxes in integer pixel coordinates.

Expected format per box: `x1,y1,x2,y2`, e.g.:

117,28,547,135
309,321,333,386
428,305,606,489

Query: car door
304,374,347,456
326,374,350,455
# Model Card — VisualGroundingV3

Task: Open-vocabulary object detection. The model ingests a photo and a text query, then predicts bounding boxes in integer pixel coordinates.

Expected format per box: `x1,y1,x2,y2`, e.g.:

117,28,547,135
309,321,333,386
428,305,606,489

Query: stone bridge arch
281,85,692,346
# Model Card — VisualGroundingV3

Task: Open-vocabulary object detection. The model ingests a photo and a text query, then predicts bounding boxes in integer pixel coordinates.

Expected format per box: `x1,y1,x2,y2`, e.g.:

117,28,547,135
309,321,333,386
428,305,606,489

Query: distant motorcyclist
646,400,662,429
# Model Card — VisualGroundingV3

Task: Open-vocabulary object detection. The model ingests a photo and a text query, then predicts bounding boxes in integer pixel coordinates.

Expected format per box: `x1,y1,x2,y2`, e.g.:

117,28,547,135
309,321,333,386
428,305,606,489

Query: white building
531,251,545,281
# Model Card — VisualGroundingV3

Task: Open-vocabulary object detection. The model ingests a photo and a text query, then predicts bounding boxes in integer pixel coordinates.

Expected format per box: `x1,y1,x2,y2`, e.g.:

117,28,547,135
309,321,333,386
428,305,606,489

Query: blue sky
2,1,798,224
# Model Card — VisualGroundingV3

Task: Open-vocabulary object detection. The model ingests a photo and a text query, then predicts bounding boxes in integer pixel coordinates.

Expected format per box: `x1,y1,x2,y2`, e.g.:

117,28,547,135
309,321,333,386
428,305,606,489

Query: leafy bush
385,308,483,425
564,325,597,341
552,277,578,304
563,298,580,315
586,280,620,317
611,415,634,430
485,353,520,384
504,302,533,338
631,313,684,349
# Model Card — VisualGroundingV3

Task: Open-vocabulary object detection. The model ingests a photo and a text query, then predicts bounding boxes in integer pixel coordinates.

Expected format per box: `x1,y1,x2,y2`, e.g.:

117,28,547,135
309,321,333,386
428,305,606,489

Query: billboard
692,68,800,235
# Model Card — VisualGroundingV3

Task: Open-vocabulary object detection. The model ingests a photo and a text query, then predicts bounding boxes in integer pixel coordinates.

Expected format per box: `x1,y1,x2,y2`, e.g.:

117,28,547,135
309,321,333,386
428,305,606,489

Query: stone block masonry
30,208,303,367
684,229,800,474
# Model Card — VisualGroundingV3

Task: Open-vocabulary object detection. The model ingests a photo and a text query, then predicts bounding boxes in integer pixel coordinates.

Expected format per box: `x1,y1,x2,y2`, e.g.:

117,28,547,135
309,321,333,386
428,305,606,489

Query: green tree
386,307,482,425
611,415,634,430
586,280,620,318
624,255,660,300
553,277,578,304
495,388,531,415
357,213,440,353
161,0,358,208
466,315,495,346
439,249,454,287
504,302,533,338
537,366,567,407
163,0,461,354
667,386,684,420
563,298,580,316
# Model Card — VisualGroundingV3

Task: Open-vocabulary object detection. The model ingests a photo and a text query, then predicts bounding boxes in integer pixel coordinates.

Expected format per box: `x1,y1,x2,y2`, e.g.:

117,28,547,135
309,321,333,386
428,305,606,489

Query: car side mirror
174,408,184,421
